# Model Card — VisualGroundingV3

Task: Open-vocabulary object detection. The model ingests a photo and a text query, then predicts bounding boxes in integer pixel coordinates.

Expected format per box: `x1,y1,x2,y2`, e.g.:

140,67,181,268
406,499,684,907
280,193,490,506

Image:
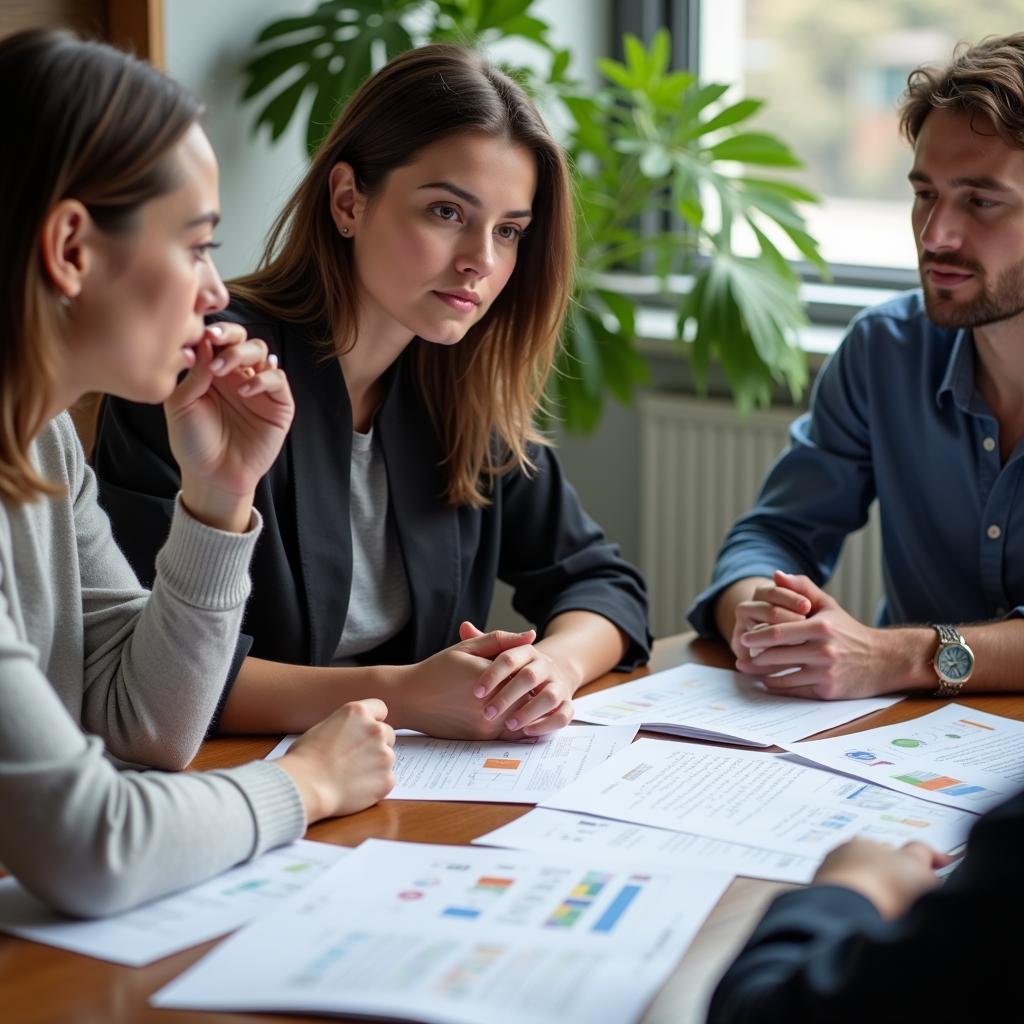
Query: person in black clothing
94,45,650,742
708,788,1019,1021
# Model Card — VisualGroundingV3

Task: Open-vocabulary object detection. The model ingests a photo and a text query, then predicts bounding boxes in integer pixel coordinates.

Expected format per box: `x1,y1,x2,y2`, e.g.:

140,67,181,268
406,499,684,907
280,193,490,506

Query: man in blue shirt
689,33,1024,701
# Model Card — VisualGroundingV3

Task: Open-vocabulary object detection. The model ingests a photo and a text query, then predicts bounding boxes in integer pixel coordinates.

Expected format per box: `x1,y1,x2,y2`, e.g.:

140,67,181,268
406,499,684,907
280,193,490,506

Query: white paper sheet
572,663,903,746
541,738,976,858
473,807,819,883
783,703,1024,812
388,725,638,802
152,838,732,1024
269,725,639,804
0,840,346,966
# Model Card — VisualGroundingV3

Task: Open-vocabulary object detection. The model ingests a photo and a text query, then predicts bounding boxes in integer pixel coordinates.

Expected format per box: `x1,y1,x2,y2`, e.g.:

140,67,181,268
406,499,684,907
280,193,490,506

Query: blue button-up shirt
688,290,1024,636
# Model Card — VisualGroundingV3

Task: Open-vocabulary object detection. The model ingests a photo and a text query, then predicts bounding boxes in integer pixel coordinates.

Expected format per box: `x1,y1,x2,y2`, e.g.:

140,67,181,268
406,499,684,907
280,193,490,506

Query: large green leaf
686,98,763,140
244,0,418,152
678,256,807,411
706,132,804,167
254,77,310,142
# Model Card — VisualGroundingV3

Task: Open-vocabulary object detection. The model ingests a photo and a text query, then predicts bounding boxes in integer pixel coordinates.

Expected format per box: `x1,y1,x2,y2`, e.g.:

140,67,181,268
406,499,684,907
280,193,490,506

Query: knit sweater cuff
216,759,307,856
154,494,262,609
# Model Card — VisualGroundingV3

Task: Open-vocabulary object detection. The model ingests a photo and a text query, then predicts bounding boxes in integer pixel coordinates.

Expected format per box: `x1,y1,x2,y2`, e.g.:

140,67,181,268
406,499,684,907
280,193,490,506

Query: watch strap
931,624,969,698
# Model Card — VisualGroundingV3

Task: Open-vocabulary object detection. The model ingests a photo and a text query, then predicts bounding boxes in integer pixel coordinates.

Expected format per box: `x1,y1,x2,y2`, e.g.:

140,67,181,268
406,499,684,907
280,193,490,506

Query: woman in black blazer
94,45,650,741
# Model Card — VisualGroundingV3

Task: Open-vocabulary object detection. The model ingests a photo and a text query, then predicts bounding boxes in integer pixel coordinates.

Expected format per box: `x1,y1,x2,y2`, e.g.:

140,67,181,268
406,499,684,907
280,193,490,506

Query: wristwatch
931,624,974,697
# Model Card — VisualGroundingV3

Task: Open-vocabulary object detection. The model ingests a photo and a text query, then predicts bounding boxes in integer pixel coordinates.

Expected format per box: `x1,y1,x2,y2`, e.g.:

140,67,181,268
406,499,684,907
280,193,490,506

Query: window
703,0,1024,273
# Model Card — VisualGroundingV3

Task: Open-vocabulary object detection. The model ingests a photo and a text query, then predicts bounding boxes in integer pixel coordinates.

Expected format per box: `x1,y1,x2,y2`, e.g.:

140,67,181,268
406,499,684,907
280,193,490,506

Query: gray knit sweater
0,414,304,917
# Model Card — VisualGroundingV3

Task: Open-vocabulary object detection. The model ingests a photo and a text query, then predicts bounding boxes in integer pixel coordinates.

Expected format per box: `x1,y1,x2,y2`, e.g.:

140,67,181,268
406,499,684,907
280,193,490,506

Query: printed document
541,738,976,858
473,807,819,883
388,725,638,802
269,725,639,804
0,840,346,966
572,663,902,746
152,839,732,1024
784,703,1024,812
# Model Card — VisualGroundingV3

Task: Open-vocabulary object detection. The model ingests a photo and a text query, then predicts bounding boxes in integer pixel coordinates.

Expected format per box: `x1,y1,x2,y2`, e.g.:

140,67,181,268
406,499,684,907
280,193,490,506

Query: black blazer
93,302,651,676
707,788,1024,1022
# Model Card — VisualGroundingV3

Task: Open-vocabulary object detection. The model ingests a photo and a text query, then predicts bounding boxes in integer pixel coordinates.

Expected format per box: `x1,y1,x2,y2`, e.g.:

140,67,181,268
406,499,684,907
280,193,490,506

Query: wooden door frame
107,0,164,67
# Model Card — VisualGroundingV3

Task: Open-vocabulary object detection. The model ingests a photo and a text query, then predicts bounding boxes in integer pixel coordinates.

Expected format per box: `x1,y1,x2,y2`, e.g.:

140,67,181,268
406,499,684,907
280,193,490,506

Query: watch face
937,644,974,681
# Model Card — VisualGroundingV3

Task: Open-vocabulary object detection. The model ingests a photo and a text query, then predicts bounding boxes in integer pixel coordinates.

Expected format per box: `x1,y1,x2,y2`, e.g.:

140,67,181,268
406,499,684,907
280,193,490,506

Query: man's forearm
888,618,1024,694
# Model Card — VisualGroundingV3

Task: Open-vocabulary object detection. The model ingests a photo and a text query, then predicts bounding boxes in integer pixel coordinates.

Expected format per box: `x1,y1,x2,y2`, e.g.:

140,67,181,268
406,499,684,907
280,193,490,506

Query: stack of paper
572,663,903,746
538,738,975,860
152,839,732,1024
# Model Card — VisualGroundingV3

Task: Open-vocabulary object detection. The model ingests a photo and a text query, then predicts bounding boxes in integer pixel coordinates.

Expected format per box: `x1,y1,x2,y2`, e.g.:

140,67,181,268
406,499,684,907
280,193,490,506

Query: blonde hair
231,44,574,506
0,30,201,503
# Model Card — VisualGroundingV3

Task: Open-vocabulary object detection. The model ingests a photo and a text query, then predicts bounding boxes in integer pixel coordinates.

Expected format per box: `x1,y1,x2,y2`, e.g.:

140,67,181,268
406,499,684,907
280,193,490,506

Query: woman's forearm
217,657,400,734
535,610,628,692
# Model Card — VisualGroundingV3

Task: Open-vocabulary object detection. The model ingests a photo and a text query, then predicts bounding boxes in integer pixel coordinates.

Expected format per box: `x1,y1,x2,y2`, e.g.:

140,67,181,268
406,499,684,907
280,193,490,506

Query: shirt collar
936,327,984,413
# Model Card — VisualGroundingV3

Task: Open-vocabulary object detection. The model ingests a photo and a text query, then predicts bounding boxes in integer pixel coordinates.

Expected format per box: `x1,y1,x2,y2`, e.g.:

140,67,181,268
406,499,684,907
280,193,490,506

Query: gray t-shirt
332,426,411,662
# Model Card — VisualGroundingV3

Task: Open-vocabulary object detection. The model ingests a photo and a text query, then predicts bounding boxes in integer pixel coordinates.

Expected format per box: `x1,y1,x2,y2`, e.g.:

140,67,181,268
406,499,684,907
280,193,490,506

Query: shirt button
983,437,997,452
987,524,1002,540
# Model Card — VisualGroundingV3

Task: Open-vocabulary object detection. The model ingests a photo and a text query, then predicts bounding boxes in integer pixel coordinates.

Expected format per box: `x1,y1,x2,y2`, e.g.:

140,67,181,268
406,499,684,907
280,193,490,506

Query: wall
164,0,312,279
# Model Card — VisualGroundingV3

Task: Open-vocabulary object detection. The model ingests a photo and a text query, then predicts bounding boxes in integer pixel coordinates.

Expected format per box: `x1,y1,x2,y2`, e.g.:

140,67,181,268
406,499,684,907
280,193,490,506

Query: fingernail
483,706,497,720
207,325,223,337
473,686,485,698
268,353,279,369
506,718,518,730
518,629,534,636
210,357,225,372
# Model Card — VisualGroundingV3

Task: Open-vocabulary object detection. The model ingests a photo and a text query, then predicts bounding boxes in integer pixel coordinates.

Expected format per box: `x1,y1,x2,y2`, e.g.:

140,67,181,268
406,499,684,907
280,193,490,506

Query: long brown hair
231,45,574,507
901,34,1024,145
0,29,201,503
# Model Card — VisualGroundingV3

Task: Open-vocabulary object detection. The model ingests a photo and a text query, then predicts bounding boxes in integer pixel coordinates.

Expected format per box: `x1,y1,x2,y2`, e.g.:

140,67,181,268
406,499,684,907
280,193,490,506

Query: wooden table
5,634,1024,1024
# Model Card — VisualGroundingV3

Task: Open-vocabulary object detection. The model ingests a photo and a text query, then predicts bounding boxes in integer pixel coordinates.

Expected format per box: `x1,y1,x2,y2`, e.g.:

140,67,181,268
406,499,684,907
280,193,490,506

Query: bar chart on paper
153,840,733,1024
785,703,1024,811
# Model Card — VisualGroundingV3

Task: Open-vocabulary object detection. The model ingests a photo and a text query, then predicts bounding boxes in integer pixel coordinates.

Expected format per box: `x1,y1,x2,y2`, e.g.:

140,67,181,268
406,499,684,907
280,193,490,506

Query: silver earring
341,226,350,236
59,294,71,308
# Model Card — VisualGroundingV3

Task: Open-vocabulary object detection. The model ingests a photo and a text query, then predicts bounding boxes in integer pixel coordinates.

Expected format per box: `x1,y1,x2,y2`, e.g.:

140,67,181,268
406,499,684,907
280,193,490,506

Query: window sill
599,272,907,357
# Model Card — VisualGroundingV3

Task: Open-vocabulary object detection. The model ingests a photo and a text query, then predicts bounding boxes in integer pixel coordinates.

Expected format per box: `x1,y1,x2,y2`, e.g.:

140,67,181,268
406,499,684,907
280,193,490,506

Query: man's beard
922,253,1024,328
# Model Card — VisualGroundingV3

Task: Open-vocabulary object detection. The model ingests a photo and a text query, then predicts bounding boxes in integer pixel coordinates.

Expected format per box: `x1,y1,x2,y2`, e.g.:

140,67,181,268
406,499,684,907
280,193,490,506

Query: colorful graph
442,875,514,920
892,770,987,796
544,871,611,929
592,884,642,934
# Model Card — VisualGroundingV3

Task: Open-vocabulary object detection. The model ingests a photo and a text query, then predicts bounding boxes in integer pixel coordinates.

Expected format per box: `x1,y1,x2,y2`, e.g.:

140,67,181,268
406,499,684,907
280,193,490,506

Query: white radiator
640,393,883,638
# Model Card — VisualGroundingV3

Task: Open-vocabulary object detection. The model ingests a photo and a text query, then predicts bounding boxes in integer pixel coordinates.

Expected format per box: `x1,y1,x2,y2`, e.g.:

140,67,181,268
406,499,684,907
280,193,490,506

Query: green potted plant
242,2,826,429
